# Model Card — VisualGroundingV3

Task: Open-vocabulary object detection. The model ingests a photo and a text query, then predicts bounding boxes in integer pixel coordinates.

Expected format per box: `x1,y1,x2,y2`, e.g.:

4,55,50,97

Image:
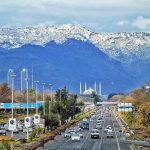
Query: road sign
34,114,40,124
117,103,133,112
118,103,132,108
24,117,31,127
8,118,16,131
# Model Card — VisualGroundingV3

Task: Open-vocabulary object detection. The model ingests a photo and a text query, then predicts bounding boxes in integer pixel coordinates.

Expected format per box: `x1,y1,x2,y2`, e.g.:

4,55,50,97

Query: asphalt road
38,105,131,150
6,131,27,140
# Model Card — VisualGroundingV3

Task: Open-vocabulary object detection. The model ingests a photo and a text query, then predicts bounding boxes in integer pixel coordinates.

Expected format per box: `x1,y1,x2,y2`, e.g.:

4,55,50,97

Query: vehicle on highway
77,132,83,138
22,127,32,133
64,130,75,138
4,123,9,131
13,128,19,134
0,127,6,135
96,120,102,124
125,131,130,137
107,131,113,138
71,133,80,141
104,128,112,133
18,124,23,131
91,129,100,139
104,125,112,132
82,122,89,130
95,123,102,129
83,118,88,122
78,125,83,131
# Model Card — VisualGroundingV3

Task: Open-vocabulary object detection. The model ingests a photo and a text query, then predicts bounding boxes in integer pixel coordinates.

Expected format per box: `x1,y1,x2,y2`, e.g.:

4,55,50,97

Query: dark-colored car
82,122,89,130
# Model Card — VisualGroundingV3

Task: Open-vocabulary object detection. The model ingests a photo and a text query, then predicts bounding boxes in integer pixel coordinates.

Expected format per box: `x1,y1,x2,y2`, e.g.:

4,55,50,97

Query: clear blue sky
0,0,150,32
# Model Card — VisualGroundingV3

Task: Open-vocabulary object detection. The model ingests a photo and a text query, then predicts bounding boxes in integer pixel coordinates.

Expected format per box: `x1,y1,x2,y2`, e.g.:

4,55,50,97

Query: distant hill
0,39,137,93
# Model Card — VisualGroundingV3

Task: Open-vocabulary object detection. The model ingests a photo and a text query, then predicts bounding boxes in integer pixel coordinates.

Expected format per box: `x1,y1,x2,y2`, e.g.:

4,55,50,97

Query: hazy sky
0,0,150,32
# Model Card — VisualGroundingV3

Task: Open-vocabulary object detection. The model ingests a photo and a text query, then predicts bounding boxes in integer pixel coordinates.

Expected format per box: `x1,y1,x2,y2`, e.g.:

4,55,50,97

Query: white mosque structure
80,82,102,96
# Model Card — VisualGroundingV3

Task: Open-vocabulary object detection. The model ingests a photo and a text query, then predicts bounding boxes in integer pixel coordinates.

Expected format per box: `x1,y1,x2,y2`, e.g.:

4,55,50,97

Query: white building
83,88,95,95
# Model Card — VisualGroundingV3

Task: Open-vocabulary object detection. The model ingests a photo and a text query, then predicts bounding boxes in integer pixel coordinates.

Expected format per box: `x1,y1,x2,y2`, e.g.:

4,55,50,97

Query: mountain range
0,24,150,94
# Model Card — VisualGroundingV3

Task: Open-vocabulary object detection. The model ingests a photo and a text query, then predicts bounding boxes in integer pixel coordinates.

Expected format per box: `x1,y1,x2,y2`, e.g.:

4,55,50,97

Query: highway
38,105,131,150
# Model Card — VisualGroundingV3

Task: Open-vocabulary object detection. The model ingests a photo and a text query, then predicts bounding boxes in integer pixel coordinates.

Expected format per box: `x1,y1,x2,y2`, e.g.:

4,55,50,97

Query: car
104,128,112,133
78,125,83,131
64,131,72,138
77,132,83,138
96,120,102,124
4,123,9,131
0,127,6,135
71,133,80,141
82,122,89,130
125,131,130,137
107,131,113,138
83,118,88,122
23,127,32,133
91,129,100,139
18,125,23,131
13,128,19,134
95,123,102,129
64,130,75,138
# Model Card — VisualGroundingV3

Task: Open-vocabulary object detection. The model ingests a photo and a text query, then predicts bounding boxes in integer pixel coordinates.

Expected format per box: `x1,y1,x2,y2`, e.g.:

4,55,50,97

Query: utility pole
11,74,16,137
49,84,53,116
42,83,46,116
59,89,62,125
31,64,34,90
26,78,29,140
34,81,39,114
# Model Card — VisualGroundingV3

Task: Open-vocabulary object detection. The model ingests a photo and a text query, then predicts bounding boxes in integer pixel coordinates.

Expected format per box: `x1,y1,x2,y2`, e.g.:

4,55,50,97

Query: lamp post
25,78,29,140
11,74,16,137
42,83,46,116
59,89,62,125
34,81,39,114
49,84,53,116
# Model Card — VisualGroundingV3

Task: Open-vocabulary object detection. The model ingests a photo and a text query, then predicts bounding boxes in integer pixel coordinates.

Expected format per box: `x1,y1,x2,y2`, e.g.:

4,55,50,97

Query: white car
64,130,75,138
13,128,19,134
71,133,80,141
83,118,87,122
105,128,113,133
0,127,6,135
77,132,83,138
107,131,114,138
4,124,9,131
91,129,100,139
95,123,102,129
23,127,32,133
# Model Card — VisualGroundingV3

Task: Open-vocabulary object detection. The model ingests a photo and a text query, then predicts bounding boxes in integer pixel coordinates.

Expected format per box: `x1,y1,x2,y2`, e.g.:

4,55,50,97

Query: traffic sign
34,114,40,124
24,117,31,127
8,118,16,131
117,103,133,112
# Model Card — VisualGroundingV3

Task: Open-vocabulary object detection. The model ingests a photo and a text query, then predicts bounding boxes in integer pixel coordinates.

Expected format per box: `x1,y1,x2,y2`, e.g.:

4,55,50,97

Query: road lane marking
78,119,95,150
98,113,106,150
111,114,121,150
57,138,71,150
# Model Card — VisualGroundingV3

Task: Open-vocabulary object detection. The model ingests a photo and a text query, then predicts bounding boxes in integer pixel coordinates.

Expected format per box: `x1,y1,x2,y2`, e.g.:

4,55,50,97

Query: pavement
37,105,131,150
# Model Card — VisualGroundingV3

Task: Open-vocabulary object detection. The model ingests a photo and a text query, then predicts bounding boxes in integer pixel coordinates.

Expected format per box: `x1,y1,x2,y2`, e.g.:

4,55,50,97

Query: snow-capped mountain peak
0,24,150,63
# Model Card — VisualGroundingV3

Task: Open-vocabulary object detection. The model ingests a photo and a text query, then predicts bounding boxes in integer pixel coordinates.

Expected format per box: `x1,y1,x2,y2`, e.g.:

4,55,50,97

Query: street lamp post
34,81,39,114
25,78,29,140
42,83,46,116
11,74,16,137
49,84,53,116
59,89,61,125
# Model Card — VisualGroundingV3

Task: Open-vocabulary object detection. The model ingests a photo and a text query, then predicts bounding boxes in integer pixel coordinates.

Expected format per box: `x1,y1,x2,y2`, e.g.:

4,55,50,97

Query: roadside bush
1,140,11,150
